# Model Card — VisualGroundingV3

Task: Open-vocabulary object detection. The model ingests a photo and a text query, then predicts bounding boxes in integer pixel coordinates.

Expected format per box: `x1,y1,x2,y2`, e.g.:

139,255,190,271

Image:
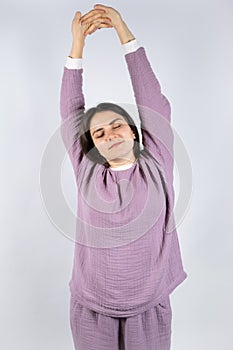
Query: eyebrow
91,117,124,136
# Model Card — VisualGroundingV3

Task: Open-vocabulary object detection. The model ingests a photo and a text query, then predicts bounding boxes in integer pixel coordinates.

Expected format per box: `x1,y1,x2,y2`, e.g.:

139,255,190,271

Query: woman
60,4,187,350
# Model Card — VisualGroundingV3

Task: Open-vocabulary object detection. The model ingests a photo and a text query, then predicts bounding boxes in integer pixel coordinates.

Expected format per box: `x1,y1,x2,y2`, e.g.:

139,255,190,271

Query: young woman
60,4,187,350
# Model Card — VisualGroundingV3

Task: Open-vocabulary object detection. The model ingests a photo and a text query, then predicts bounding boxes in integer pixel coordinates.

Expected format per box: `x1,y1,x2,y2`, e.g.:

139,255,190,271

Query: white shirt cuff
122,39,141,54
65,56,83,69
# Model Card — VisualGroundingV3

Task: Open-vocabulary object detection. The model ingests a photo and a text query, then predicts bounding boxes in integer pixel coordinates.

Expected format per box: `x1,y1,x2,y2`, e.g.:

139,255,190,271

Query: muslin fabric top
59,41,187,317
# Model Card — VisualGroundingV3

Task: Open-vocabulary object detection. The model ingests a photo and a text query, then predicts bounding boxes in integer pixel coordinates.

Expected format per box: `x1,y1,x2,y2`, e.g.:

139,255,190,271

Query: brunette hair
77,102,141,168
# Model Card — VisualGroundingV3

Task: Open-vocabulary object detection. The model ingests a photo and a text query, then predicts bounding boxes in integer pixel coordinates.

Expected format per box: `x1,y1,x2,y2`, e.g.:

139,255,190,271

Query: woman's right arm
60,12,86,177
60,10,105,176
60,60,85,177
60,11,86,116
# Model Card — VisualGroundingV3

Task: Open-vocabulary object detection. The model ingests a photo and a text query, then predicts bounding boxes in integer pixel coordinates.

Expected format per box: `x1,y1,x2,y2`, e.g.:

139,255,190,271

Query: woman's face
89,111,136,165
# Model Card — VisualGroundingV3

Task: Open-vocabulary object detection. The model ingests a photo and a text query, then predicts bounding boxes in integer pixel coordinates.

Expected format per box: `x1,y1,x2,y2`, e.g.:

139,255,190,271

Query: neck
108,153,136,168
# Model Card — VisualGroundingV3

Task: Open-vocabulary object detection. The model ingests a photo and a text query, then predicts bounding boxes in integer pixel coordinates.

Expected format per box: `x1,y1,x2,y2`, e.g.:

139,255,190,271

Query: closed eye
96,124,121,138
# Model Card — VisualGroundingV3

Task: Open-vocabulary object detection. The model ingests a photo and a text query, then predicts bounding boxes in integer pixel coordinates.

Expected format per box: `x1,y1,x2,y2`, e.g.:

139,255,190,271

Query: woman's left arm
124,44,174,176
120,27,171,122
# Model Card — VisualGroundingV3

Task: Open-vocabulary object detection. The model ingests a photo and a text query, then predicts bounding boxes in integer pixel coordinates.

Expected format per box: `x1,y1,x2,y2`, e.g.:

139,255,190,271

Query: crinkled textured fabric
70,294,172,350
60,45,187,318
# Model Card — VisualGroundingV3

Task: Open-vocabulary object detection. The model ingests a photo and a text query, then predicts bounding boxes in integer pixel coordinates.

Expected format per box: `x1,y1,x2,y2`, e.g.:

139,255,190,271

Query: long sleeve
124,48,174,181
60,67,85,178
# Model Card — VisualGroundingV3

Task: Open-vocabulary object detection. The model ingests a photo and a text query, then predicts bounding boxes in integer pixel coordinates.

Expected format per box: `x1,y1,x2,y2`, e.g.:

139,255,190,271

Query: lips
109,141,124,150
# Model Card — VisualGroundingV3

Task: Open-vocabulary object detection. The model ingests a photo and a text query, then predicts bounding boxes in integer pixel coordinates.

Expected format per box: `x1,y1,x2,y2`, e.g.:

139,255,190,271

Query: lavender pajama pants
70,295,172,350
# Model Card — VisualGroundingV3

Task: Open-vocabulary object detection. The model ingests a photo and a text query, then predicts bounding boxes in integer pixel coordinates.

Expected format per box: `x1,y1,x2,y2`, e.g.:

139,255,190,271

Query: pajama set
60,39,187,350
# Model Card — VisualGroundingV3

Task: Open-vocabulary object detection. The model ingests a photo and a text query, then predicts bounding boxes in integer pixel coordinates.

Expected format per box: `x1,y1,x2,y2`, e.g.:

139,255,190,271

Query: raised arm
60,10,106,177
114,18,173,177
60,11,87,121
124,45,174,175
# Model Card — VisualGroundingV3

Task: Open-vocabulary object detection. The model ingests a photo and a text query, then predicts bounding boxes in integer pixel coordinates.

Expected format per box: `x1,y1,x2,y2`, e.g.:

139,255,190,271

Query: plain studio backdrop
1,0,233,349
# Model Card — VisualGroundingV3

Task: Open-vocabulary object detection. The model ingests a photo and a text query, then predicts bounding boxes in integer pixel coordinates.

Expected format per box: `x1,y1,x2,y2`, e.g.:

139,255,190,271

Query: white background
1,0,233,349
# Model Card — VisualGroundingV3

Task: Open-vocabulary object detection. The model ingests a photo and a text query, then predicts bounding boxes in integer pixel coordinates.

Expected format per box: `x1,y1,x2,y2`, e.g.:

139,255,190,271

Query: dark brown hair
77,102,141,168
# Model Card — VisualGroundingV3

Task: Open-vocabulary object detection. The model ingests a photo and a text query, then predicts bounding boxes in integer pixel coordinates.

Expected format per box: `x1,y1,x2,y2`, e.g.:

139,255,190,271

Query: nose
105,129,118,142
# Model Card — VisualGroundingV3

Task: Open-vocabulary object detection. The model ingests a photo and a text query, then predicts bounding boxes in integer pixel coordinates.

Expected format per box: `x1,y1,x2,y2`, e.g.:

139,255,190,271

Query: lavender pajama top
60,39,187,318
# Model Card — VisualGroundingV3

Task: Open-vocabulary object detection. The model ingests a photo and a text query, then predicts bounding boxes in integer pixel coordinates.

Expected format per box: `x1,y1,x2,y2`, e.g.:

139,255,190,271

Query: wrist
113,15,124,29
69,41,84,58
114,19,126,34
115,20,135,45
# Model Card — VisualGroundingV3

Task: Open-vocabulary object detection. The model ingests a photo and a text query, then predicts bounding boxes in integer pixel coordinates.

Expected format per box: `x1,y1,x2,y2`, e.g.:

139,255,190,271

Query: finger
74,11,81,17
81,13,108,25
82,15,111,26
80,9,105,22
94,4,109,10
84,21,110,35
82,19,112,29
84,22,112,36
84,23,98,36
85,27,97,36
73,11,81,22
97,23,113,29
80,13,103,23
82,22,92,31
83,19,111,32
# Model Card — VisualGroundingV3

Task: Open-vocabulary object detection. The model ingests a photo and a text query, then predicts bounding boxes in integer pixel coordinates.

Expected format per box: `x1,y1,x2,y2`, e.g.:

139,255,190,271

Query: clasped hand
71,4,123,44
